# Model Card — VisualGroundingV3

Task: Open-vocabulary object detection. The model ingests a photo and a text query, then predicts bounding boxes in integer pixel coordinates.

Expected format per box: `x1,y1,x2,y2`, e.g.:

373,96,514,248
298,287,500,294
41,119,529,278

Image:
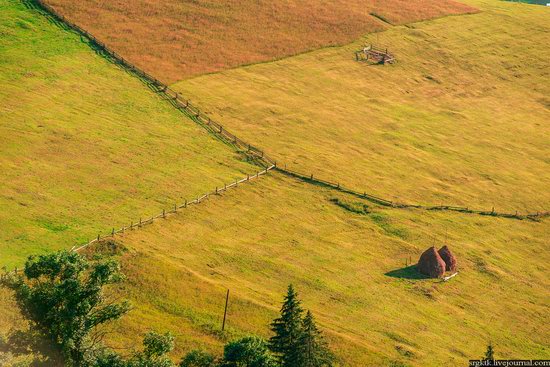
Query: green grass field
0,0,258,268
96,172,549,366
173,0,550,213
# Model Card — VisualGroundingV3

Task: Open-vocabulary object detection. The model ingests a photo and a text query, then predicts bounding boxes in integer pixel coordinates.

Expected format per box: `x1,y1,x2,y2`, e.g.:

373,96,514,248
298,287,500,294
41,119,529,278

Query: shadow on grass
0,328,62,366
385,265,429,280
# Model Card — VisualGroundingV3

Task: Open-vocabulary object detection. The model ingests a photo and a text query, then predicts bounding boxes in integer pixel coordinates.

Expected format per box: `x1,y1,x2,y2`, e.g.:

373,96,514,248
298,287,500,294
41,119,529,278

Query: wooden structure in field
355,44,395,64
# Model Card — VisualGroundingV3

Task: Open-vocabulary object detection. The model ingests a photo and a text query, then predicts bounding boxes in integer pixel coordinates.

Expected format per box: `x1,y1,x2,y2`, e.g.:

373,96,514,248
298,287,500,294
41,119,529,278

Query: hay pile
417,247,446,278
438,245,457,272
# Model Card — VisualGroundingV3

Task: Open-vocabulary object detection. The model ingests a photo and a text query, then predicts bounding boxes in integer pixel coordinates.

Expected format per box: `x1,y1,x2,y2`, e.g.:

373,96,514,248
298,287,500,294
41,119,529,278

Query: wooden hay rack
355,44,395,65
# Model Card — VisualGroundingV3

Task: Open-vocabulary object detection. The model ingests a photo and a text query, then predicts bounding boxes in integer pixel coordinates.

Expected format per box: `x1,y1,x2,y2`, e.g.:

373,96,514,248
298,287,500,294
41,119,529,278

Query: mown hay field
0,0,257,268
42,0,477,83
173,0,550,213
81,173,549,366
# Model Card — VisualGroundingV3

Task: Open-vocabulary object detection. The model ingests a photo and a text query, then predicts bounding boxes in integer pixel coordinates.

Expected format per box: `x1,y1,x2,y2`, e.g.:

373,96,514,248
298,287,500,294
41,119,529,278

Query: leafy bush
6,250,130,366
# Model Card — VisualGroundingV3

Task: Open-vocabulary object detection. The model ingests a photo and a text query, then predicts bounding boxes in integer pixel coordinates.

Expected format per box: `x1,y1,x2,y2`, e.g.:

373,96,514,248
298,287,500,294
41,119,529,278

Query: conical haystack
417,246,446,278
438,245,457,272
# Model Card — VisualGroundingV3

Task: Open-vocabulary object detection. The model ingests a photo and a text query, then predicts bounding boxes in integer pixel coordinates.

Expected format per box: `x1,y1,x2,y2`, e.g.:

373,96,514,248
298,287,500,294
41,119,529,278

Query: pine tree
295,311,334,367
484,343,495,361
269,284,304,367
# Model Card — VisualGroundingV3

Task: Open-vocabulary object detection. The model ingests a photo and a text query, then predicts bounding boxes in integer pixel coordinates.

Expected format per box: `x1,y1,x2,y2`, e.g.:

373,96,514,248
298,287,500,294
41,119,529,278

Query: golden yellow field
98,172,549,366
173,0,550,213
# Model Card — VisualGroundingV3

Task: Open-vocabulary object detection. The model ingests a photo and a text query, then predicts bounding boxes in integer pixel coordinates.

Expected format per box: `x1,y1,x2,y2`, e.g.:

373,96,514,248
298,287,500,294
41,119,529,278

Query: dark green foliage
222,337,277,367
9,250,130,366
329,198,370,215
269,285,304,367
295,311,333,367
179,350,217,367
94,349,128,367
484,343,495,361
128,332,176,367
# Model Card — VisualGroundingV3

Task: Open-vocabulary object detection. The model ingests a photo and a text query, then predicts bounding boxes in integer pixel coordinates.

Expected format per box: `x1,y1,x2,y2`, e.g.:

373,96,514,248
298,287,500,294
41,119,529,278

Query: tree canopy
9,250,130,366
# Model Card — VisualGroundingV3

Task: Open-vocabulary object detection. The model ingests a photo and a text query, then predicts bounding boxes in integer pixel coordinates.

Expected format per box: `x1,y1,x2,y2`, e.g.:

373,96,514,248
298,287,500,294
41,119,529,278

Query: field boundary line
30,0,276,170
71,166,274,253
276,167,549,222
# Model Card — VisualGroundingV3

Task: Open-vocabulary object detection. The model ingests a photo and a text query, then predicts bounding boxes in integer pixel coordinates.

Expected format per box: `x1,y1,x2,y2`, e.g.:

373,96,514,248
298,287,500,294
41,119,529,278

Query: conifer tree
269,284,304,367
295,311,333,367
484,342,495,361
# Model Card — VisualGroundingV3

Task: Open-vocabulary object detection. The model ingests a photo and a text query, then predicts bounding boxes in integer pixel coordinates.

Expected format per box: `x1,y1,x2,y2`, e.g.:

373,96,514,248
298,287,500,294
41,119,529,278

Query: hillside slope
0,0,257,267
101,173,549,366
173,0,550,212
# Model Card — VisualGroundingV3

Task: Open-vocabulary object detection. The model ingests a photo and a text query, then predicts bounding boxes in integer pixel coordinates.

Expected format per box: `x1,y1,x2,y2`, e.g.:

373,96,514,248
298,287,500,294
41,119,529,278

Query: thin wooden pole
222,289,230,331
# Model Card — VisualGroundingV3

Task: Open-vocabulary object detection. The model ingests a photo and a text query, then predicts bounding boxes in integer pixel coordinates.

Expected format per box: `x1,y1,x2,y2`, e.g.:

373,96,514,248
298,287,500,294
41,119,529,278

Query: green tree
9,250,130,366
484,342,495,361
94,349,128,367
179,350,217,367
295,311,333,367
269,284,304,367
222,337,277,367
128,332,176,367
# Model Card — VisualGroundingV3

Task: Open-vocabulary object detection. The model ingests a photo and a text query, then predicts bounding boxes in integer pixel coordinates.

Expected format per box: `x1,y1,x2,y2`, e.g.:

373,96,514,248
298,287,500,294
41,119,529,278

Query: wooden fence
72,166,274,252
276,167,549,221
24,0,549,259
32,0,276,170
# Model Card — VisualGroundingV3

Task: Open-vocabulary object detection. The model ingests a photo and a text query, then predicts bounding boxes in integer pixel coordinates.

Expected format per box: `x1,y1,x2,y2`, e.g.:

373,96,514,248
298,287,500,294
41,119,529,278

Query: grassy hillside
93,172,549,366
0,0,258,268
42,0,476,82
173,0,550,213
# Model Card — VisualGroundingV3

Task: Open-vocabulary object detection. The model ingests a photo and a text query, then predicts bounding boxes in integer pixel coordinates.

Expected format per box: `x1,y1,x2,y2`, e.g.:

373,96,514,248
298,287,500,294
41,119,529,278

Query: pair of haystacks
417,246,457,278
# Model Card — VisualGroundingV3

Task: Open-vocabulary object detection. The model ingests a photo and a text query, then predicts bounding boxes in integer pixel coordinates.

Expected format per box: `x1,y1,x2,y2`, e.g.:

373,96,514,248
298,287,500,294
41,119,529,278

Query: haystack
417,246,446,278
438,245,457,272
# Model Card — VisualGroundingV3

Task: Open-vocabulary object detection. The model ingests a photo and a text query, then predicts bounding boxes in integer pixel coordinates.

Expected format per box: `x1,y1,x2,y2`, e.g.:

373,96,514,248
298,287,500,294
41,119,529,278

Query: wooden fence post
185,199,187,208
222,289,229,331
163,209,166,218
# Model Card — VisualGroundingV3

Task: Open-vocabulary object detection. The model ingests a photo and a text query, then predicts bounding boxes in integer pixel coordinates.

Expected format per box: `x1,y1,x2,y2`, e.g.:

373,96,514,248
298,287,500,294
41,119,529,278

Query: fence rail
72,166,274,252
33,0,276,169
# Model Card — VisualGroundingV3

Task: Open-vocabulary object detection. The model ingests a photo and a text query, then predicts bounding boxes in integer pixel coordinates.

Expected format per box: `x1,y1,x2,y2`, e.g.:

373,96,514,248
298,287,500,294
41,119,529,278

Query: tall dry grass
43,0,477,83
